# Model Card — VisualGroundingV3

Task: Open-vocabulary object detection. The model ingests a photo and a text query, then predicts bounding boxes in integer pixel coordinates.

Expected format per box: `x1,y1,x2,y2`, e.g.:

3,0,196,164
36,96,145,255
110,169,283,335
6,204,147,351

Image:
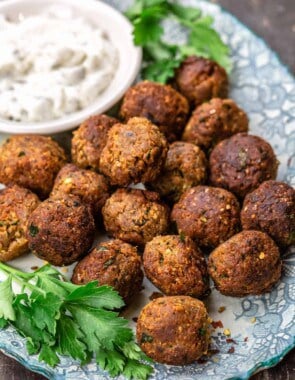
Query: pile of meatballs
0,56,294,367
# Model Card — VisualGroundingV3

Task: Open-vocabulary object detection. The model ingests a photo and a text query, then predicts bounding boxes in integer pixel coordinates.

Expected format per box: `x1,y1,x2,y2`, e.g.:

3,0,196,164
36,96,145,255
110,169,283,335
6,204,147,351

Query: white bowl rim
0,0,142,134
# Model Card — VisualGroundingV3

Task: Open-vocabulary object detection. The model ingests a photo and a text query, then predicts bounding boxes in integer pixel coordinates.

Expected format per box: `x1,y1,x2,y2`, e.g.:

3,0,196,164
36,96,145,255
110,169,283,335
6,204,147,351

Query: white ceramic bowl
0,0,142,134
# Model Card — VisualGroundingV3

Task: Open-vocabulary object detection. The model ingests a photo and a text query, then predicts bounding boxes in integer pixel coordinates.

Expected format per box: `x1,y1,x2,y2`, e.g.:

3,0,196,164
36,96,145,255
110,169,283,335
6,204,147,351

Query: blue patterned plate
0,0,294,379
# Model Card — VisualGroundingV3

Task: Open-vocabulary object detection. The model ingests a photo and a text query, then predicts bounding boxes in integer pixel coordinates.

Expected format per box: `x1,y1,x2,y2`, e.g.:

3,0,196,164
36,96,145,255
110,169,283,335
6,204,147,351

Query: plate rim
0,0,294,379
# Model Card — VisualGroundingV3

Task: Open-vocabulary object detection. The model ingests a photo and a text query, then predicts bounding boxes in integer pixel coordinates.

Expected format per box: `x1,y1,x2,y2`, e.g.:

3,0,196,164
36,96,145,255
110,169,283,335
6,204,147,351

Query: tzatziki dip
0,9,118,122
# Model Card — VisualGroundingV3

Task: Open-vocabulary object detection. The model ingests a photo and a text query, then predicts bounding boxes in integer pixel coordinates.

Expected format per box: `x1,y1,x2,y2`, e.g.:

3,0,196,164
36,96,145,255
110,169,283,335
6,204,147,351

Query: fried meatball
50,163,109,217
143,235,209,298
119,81,189,142
102,188,169,246
208,230,282,296
171,186,240,249
100,117,168,186
72,239,143,304
182,98,249,150
27,195,95,266
209,133,279,198
0,135,67,199
136,296,209,365
174,56,229,107
146,142,207,203
0,185,40,261
71,114,118,171
241,180,295,248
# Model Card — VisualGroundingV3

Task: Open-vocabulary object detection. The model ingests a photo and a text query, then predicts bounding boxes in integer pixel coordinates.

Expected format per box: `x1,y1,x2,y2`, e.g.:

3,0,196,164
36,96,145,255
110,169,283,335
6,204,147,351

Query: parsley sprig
0,262,152,379
126,0,231,83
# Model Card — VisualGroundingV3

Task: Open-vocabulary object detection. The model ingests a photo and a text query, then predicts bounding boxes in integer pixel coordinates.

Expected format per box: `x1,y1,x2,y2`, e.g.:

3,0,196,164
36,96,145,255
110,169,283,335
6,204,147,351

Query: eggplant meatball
50,163,109,217
182,98,249,150
100,117,168,186
143,235,209,298
136,296,209,365
71,114,118,171
0,185,40,261
27,195,95,266
241,180,295,247
102,188,169,246
171,186,240,249
146,142,207,203
119,81,189,142
174,56,229,107
72,239,143,305
209,133,279,198
208,230,282,296
0,135,67,199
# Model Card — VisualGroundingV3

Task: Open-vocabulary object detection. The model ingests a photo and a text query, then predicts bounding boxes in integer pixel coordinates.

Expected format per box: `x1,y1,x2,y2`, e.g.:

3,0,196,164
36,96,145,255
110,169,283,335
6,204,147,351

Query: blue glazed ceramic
0,1,294,379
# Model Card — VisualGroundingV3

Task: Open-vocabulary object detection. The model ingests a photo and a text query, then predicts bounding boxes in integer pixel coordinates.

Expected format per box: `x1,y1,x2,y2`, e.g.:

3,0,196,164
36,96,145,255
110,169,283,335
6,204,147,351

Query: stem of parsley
0,262,153,380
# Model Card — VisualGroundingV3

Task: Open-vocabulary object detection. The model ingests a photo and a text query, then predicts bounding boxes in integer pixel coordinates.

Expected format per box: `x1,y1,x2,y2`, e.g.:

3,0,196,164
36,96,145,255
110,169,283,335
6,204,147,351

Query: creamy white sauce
0,9,118,122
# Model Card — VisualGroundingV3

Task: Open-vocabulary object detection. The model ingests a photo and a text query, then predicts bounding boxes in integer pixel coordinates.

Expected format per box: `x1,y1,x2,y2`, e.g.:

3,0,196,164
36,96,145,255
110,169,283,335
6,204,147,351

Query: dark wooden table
0,0,294,379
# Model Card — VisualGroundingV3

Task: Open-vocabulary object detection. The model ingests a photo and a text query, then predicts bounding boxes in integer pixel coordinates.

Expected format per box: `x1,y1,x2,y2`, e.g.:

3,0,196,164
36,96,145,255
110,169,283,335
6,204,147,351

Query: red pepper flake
132,317,138,323
244,337,248,342
227,346,235,354
31,266,39,270
211,320,224,329
218,306,226,313
149,292,164,301
226,338,237,345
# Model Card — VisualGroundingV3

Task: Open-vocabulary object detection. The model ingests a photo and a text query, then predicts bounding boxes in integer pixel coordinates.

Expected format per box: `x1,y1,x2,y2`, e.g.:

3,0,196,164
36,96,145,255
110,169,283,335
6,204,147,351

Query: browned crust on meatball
171,186,240,249
27,195,95,266
241,180,295,247
119,81,189,142
182,98,249,150
50,163,109,217
0,135,67,199
143,235,209,298
136,296,209,365
174,56,229,107
208,230,282,296
71,114,118,171
0,185,40,261
72,239,143,304
99,117,168,186
209,133,279,198
102,188,170,246
146,141,207,203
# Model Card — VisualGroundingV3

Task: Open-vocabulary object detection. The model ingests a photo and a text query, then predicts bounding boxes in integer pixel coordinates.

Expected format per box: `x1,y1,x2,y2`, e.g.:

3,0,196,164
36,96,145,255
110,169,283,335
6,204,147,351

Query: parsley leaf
30,293,62,335
65,282,124,310
123,359,154,380
68,305,133,351
133,6,167,45
0,275,15,321
56,313,87,362
126,0,231,82
0,262,153,379
38,345,60,367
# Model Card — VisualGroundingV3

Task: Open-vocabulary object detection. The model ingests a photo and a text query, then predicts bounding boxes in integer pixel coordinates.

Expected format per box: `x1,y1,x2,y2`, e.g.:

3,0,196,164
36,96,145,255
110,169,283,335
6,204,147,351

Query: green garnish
126,0,231,83
140,333,154,343
29,224,39,237
179,231,185,243
98,245,109,251
0,263,153,379
18,151,26,157
103,257,116,269
198,327,207,336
